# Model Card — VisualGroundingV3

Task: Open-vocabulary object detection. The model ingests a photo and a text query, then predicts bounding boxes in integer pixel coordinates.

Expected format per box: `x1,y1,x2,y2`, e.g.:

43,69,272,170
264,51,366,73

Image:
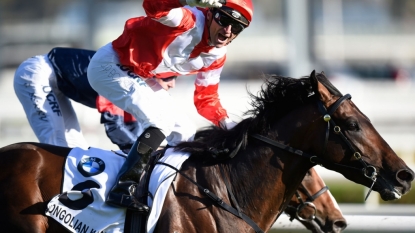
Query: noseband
287,184,329,222
252,94,379,201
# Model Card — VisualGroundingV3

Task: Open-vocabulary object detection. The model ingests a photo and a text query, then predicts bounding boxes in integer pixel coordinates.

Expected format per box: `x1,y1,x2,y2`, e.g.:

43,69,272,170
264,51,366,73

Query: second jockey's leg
13,55,89,149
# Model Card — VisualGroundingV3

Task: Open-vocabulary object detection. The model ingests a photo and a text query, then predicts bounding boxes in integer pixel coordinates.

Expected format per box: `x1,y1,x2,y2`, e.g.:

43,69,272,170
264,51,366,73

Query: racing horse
284,168,346,233
155,70,413,232
0,70,412,233
0,144,344,233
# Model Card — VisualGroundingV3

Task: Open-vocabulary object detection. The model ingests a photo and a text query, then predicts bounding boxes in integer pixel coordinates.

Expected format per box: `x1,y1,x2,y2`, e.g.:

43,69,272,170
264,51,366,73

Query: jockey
13,47,177,152
87,0,254,212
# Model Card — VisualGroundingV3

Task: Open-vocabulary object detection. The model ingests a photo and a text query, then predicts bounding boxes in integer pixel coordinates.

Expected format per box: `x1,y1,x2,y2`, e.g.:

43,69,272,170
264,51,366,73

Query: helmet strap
207,10,215,46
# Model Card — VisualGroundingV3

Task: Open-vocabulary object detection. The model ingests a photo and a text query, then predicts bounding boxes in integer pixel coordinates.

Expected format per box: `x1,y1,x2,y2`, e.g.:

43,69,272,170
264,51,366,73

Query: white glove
186,0,223,8
219,118,238,130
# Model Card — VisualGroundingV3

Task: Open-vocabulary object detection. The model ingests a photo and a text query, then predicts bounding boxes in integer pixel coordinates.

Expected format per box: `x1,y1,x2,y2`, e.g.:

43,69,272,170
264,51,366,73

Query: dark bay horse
155,70,413,232
0,144,344,233
0,71,412,233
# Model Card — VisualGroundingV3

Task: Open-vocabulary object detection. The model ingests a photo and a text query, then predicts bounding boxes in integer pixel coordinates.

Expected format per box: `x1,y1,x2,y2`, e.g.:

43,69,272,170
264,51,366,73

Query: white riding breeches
13,55,89,149
87,43,196,146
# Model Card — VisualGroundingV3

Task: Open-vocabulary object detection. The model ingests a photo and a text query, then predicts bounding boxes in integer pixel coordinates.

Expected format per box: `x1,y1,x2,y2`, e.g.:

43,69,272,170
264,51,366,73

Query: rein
252,94,379,201
156,161,265,233
286,184,329,222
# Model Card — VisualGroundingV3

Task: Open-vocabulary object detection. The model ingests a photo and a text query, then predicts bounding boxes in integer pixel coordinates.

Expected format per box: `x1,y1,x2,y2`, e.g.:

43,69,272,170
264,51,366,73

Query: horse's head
247,70,413,201
306,70,414,201
285,168,347,233
171,71,413,233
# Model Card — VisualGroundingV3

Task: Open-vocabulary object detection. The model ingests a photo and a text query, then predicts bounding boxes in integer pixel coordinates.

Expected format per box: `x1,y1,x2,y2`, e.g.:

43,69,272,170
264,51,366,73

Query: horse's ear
309,70,332,103
309,70,318,90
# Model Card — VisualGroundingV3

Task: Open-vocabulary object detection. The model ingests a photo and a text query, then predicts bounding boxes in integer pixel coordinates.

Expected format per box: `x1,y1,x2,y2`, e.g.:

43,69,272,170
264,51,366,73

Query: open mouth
218,33,228,43
392,188,402,199
378,186,402,200
373,174,406,201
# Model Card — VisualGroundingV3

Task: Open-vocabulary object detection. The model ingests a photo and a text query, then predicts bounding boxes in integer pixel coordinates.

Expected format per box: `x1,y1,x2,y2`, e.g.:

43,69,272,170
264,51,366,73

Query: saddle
124,149,165,233
123,143,241,233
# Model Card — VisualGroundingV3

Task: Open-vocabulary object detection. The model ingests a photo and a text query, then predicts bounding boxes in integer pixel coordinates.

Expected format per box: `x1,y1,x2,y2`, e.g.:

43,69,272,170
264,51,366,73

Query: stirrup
106,192,149,213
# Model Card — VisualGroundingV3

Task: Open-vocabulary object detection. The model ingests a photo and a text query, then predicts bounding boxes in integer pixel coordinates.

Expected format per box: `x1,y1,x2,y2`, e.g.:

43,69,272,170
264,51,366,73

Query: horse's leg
0,143,69,233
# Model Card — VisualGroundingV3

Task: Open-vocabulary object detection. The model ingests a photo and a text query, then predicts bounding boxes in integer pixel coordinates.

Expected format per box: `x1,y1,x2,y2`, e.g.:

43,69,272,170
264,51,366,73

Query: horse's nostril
397,169,414,182
333,219,347,231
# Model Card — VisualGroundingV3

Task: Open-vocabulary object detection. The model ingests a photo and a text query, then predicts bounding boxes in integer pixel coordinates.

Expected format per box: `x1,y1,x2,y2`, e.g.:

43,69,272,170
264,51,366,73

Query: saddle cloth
45,147,190,233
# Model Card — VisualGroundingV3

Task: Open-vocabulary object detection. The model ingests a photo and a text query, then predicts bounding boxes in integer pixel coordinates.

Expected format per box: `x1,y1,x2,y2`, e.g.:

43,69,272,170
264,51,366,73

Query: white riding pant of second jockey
13,55,89,149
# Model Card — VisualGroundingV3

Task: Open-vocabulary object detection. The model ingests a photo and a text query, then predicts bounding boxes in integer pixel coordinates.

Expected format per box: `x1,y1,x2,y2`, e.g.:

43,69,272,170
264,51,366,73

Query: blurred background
1,0,414,231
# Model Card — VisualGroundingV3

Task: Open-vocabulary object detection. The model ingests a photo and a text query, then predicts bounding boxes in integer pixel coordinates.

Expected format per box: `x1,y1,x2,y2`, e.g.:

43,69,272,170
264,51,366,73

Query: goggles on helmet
212,8,246,34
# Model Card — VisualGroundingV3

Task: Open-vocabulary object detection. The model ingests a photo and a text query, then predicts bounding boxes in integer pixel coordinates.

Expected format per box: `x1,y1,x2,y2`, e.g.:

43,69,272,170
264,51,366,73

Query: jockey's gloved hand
219,118,237,130
186,0,223,8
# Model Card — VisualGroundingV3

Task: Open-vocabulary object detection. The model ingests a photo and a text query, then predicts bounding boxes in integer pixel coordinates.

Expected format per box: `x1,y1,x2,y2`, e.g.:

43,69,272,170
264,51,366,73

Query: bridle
156,93,379,233
251,94,379,201
317,94,377,200
285,184,329,222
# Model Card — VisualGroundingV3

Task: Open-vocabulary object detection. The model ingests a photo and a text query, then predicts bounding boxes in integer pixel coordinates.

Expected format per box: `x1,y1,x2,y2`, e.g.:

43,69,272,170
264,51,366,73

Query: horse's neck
277,158,313,212
224,148,312,231
259,114,319,222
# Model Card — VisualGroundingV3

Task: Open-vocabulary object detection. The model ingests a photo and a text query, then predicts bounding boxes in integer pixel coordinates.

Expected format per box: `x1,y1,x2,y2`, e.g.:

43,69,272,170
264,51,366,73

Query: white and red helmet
222,0,254,26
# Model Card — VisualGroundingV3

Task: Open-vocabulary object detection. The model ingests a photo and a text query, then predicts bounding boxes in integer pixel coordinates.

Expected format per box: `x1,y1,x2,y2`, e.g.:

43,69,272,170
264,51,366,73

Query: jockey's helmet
220,0,254,26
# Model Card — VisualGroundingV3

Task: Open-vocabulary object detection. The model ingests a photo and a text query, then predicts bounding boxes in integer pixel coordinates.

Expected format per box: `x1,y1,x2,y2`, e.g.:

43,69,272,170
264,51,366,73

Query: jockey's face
155,77,176,90
207,10,238,48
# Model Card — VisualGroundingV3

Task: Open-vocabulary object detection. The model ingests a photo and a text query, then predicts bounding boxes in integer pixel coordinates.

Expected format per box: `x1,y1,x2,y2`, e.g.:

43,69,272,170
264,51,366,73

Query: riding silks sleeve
194,83,228,126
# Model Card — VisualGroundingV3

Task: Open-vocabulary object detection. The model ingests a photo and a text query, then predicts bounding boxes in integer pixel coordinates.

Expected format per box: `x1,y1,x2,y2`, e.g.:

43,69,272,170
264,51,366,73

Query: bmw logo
77,157,106,177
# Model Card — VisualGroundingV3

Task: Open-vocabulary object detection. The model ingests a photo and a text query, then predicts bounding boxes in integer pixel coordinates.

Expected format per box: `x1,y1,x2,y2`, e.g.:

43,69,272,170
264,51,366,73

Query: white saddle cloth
45,147,189,233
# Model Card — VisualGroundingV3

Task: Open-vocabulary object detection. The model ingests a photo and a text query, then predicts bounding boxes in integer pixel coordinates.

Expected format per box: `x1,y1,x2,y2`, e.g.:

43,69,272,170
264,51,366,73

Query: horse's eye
347,121,359,131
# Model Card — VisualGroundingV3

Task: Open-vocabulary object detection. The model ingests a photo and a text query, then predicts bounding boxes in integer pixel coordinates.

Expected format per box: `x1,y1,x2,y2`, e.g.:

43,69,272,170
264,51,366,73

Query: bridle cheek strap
317,94,378,200
252,93,379,200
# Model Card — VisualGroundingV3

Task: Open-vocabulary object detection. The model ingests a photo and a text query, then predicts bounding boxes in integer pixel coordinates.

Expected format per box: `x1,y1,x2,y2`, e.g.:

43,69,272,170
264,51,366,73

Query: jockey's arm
143,0,184,18
193,71,229,127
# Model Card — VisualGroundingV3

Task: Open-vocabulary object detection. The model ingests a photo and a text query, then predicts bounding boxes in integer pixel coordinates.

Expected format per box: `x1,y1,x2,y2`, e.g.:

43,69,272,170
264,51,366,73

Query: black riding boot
106,127,165,212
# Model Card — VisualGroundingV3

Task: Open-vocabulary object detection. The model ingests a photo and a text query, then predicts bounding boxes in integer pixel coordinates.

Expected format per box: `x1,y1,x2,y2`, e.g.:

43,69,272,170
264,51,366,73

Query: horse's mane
174,72,342,161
